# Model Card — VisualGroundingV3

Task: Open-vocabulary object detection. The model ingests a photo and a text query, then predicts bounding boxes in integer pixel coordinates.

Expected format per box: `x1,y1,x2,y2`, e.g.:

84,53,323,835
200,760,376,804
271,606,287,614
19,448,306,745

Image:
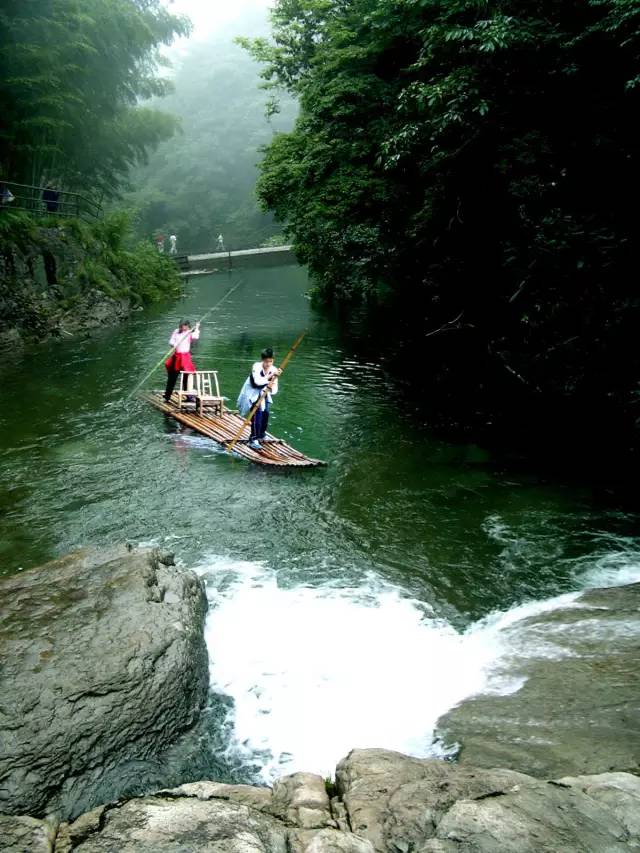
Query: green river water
1,264,638,782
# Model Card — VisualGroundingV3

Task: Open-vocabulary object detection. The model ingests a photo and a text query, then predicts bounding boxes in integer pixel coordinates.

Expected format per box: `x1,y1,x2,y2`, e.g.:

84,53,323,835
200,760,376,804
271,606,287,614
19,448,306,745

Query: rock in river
436,582,640,778
0,545,208,819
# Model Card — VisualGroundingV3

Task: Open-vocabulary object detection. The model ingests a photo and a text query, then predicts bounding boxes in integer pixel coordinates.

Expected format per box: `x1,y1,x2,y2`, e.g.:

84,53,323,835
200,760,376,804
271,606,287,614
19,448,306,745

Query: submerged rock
46,750,640,851
436,582,640,778
0,545,208,819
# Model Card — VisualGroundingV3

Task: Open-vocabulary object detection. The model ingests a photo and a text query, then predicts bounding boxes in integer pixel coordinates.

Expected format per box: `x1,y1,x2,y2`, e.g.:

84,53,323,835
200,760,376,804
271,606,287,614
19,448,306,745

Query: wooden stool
195,371,224,416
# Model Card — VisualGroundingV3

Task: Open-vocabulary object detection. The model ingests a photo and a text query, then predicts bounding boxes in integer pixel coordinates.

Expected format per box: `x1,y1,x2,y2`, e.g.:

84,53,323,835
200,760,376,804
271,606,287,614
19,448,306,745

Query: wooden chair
175,370,224,416
195,371,224,416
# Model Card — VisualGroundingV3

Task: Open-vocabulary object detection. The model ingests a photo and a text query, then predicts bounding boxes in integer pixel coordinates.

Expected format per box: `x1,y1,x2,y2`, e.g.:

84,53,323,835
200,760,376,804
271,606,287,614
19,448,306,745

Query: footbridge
172,244,295,274
187,245,293,263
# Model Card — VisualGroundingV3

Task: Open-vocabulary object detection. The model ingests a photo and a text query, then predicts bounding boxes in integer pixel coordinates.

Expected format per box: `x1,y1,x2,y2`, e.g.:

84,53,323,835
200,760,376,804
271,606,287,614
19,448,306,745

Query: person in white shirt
164,320,200,402
236,347,282,449
169,234,177,254
216,233,225,252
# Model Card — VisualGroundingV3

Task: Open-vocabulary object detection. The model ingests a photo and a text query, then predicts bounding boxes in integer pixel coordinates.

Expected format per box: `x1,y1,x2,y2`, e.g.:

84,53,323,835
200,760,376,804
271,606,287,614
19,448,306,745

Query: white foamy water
192,551,640,783
575,546,640,589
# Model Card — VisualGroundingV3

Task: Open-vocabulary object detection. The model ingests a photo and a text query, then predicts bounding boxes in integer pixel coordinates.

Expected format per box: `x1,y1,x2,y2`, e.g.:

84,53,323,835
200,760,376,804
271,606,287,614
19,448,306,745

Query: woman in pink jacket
164,320,200,402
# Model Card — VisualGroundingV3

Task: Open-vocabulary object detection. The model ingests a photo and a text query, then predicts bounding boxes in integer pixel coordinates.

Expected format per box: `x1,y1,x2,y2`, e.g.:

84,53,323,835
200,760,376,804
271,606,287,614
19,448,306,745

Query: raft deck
142,391,325,468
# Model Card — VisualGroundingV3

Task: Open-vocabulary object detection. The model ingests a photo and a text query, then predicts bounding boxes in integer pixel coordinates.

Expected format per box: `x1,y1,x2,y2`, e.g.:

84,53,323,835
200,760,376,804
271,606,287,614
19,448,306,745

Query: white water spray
193,550,640,782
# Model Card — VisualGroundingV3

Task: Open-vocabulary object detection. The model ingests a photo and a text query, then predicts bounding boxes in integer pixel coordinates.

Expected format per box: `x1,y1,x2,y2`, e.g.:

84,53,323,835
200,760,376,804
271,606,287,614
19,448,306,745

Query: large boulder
0,546,209,819
335,748,640,853
54,796,288,853
436,582,640,778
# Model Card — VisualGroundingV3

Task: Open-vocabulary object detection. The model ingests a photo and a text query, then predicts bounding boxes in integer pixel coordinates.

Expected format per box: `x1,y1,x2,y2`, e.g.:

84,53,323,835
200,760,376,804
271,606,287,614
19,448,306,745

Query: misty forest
1,1,640,851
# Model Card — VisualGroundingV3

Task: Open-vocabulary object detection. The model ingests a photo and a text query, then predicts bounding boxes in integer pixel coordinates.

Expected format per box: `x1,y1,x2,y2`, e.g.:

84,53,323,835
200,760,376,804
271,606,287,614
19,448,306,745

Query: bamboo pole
226,331,307,455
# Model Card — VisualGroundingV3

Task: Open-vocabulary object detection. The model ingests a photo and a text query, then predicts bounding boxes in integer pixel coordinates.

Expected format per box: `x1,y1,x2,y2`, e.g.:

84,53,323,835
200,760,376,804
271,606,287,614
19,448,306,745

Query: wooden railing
0,181,103,221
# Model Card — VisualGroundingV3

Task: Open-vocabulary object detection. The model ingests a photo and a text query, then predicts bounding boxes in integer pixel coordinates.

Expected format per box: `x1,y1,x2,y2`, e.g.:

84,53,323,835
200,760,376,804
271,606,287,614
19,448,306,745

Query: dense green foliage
243,0,640,457
0,210,180,336
73,211,182,304
0,0,189,194
124,28,297,253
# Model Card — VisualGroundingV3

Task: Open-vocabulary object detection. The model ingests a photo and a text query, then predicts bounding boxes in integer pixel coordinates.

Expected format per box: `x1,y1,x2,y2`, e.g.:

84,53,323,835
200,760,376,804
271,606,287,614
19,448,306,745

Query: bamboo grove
0,0,189,196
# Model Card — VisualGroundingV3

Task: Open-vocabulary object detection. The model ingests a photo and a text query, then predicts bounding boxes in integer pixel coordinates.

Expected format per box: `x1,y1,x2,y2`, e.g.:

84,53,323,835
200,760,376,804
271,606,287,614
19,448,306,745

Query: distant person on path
164,320,201,402
169,234,177,255
42,184,60,212
236,347,282,450
156,235,165,253
216,233,225,252
0,184,14,205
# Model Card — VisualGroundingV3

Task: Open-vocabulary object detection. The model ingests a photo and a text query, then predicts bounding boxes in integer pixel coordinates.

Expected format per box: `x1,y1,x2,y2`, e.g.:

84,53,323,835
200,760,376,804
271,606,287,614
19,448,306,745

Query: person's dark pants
250,401,271,440
164,370,189,401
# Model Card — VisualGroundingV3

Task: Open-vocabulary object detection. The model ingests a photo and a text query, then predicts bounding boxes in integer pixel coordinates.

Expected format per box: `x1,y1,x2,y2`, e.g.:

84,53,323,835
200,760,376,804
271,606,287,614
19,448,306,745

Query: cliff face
0,213,179,343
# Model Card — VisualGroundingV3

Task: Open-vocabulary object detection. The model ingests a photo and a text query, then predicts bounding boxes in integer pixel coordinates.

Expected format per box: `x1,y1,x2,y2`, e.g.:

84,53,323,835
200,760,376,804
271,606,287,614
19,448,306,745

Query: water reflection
0,264,637,627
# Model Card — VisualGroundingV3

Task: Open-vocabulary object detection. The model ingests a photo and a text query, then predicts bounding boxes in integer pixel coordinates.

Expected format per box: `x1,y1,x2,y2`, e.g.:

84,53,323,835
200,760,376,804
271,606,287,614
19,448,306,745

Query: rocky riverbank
0,545,208,819
436,581,640,779
2,546,639,851
3,749,640,852
0,212,180,344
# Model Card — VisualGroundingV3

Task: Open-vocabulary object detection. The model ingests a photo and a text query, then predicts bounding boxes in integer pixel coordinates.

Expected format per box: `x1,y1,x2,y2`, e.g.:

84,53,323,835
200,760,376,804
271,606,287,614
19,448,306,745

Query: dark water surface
1,265,638,780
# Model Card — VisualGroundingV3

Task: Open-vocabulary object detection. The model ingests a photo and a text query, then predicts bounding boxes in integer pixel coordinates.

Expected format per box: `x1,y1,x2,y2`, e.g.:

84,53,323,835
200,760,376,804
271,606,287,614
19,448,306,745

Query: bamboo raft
142,391,325,468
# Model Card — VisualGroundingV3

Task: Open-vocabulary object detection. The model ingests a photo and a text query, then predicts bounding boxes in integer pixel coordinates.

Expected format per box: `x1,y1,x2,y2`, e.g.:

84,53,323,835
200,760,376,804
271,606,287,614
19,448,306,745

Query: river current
1,264,638,782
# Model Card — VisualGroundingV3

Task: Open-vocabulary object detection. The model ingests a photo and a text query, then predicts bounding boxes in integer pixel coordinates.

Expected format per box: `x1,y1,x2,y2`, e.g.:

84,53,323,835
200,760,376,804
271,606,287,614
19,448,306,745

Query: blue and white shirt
236,362,279,415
